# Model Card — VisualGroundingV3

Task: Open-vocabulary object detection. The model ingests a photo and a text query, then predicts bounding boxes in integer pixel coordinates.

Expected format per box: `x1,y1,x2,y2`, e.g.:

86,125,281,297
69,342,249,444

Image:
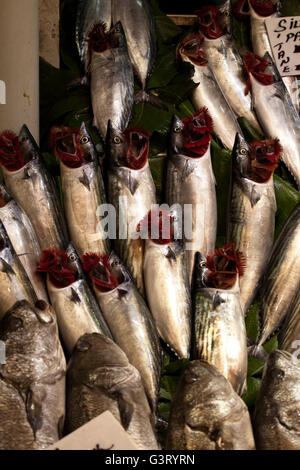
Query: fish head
106,120,127,166
178,34,207,67
110,21,127,49
65,244,84,279
181,109,213,158
232,132,251,178
168,115,185,156
206,243,246,290
248,138,281,183
243,52,275,95
138,208,174,246
18,125,39,164
37,249,77,289
82,253,121,292
196,5,225,39
249,0,277,17
193,252,211,289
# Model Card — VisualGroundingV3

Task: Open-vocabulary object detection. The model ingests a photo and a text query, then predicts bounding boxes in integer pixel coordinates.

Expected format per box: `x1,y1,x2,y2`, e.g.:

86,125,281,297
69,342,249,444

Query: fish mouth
82,253,121,292
88,22,114,53
179,34,207,66
182,109,213,158
206,243,246,289
233,0,250,20
138,209,174,245
123,128,150,170
37,249,76,288
196,5,224,39
249,0,276,17
0,131,25,172
243,52,274,95
248,139,281,183
50,126,85,169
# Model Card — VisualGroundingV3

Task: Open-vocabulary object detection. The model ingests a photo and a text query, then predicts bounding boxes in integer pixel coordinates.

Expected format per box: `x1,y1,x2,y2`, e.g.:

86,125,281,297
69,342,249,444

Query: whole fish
37,246,112,355
166,360,255,450
82,251,161,412
244,52,300,189
107,122,156,296
257,201,300,346
88,21,134,139
196,5,262,133
65,333,159,450
112,0,157,104
278,288,300,356
143,209,191,359
248,0,300,114
178,33,242,150
76,0,112,74
227,133,279,313
192,248,247,395
51,123,109,257
166,111,217,284
253,350,300,450
0,221,37,319
0,300,66,450
0,184,47,302
0,126,69,250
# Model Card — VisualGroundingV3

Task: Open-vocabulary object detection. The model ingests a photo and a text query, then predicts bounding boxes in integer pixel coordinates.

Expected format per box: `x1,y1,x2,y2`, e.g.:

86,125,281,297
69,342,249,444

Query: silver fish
166,360,255,450
76,0,112,73
86,252,161,412
0,125,69,250
45,245,112,355
248,53,300,189
0,184,47,302
192,252,248,395
178,34,242,150
257,201,300,346
65,333,159,450
0,221,37,320
52,122,109,257
227,133,278,313
166,114,217,284
0,300,66,450
253,350,300,450
278,288,300,356
89,22,134,139
107,122,156,296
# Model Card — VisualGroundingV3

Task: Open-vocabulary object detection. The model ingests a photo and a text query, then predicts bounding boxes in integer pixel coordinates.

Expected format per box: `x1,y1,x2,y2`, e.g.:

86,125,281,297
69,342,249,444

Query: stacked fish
0,0,300,451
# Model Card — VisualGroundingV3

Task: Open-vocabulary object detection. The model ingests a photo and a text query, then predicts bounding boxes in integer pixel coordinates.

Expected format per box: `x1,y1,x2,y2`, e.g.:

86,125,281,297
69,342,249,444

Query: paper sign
47,411,139,451
266,16,300,77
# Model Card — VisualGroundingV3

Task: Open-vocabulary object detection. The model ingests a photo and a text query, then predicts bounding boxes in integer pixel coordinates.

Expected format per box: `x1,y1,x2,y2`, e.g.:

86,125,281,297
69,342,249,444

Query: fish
253,350,300,450
178,33,242,150
166,111,217,285
65,333,159,450
0,126,69,250
0,184,48,302
82,252,161,412
192,247,248,395
112,0,157,105
107,122,156,296
165,360,256,450
244,52,300,189
278,288,300,356
0,300,66,450
227,133,279,313
257,201,300,347
36,245,112,355
88,21,135,139
196,5,262,133
0,221,37,319
50,122,109,258
142,209,191,359
248,0,300,115
76,0,112,74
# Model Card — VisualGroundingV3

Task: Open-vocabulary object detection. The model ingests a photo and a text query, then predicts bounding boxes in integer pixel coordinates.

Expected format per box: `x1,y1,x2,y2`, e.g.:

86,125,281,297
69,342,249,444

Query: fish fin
0,258,15,277
247,343,268,362
135,90,169,112
166,246,177,262
79,170,91,191
181,160,194,180
213,292,225,310
70,288,81,304
117,394,134,430
250,186,261,207
117,287,129,299
25,387,44,438
128,174,139,195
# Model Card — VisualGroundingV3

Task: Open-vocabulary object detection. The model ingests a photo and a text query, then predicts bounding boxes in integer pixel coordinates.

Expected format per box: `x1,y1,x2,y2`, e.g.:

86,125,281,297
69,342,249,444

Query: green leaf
246,303,260,344
281,0,300,16
247,357,265,378
238,117,264,143
158,401,172,422
264,333,278,354
274,175,300,239
242,377,261,408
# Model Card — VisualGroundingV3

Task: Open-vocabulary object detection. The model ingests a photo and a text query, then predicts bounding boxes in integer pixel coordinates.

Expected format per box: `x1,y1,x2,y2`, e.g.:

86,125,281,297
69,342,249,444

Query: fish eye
68,253,77,262
240,148,247,155
80,136,89,145
9,316,23,331
113,136,122,144
174,126,181,133
20,136,28,143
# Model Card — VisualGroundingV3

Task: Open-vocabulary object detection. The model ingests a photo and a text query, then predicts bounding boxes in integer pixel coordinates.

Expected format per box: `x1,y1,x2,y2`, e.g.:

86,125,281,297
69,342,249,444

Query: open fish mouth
249,0,276,17
195,5,224,39
0,131,25,172
122,128,150,170
243,52,274,94
37,249,76,288
82,253,121,292
88,22,119,53
179,34,207,66
206,243,246,289
137,209,174,245
50,126,86,169
248,139,282,183
182,109,213,158
234,0,250,20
